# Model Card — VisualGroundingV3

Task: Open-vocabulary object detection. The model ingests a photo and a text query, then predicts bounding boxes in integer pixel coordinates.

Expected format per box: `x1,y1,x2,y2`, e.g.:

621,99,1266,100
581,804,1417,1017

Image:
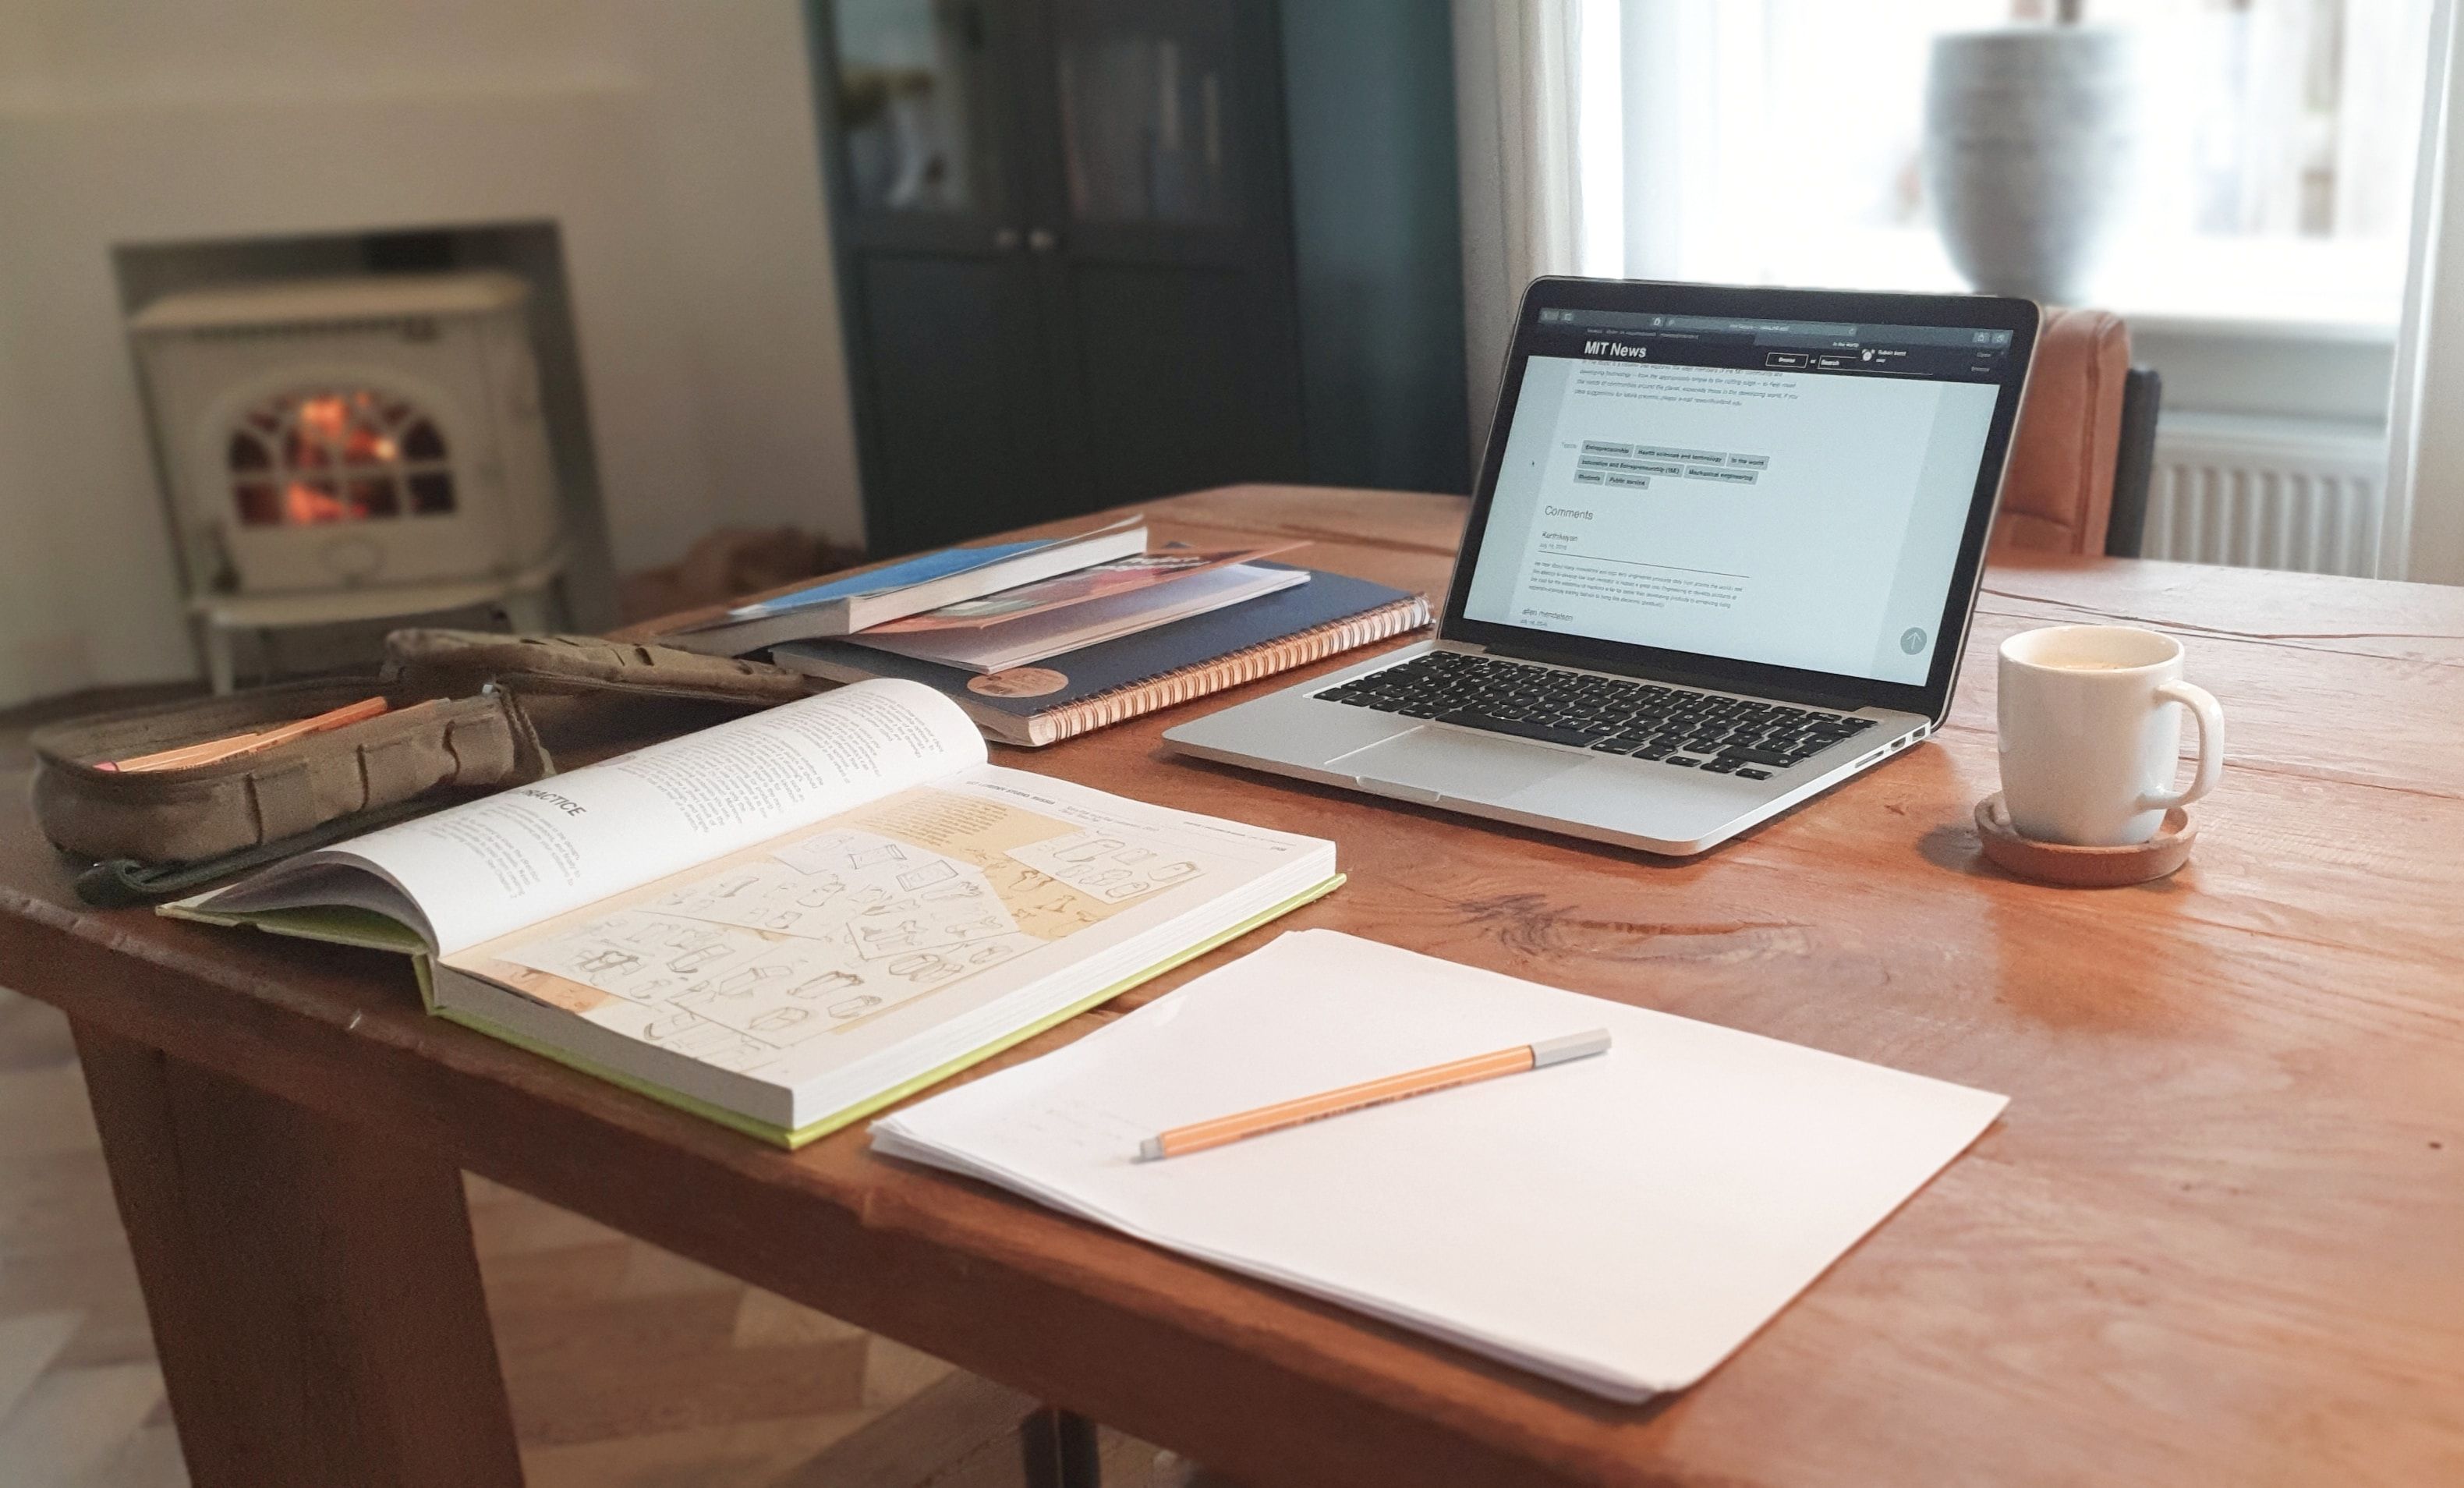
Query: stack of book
658,515,1430,746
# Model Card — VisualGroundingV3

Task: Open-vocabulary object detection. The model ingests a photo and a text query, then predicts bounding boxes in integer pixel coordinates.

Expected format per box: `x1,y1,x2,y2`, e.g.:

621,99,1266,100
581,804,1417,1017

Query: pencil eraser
1136,1137,1164,1162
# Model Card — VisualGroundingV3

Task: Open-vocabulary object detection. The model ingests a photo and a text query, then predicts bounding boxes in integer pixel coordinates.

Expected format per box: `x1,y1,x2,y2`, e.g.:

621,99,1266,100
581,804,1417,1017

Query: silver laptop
1165,278,2039,856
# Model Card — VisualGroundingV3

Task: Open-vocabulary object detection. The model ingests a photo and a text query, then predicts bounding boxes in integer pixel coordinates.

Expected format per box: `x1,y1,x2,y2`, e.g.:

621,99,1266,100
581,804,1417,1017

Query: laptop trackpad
1333,728,1589,802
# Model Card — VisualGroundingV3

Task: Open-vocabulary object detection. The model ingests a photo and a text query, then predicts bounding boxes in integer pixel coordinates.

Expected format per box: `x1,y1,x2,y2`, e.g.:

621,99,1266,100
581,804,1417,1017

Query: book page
442,766,1327,1095
200,679,986,953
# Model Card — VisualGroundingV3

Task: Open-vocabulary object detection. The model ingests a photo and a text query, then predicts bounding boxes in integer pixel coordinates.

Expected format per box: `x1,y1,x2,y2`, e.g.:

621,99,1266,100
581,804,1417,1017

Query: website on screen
1462,311,2009,686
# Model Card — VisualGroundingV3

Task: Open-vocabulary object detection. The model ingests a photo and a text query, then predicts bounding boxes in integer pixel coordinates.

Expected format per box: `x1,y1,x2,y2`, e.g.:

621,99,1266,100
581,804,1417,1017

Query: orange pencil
1135,1029,1612,1162
110,696,390,774
98,731,269,773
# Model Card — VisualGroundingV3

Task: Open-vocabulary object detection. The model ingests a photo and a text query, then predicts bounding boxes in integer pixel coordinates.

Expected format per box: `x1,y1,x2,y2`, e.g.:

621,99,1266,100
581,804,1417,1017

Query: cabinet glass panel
1054,0,1237,225
832,0,985,214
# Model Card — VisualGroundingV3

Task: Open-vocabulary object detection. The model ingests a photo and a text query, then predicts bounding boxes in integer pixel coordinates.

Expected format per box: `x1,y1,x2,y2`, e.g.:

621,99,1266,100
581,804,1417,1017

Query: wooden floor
0,985,1191,1487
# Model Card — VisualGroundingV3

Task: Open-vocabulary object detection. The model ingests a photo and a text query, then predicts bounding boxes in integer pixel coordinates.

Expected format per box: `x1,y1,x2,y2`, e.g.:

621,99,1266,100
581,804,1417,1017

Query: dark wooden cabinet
812,0,1302,555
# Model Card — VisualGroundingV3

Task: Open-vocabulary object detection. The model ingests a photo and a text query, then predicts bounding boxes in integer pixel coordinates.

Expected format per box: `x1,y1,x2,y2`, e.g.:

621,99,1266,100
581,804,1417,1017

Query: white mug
1997,625,2223,846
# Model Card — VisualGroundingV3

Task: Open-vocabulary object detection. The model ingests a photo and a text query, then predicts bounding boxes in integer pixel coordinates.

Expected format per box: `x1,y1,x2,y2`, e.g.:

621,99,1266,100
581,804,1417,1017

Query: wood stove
130,271,566,689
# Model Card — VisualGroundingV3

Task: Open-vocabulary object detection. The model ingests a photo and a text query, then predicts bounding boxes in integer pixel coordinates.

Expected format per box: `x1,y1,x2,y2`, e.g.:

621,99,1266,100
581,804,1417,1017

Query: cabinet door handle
1027,227,1060,253
993,226,1022,250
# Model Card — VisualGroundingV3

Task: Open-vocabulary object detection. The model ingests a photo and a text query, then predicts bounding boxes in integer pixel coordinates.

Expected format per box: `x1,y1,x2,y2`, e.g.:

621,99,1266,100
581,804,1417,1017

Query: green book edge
164,874,1346,1149
161,899,428,955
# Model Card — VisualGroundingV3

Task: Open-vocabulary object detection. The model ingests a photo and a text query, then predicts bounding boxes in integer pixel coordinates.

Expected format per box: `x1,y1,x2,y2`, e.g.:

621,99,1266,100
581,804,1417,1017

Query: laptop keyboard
1312,650,1878,779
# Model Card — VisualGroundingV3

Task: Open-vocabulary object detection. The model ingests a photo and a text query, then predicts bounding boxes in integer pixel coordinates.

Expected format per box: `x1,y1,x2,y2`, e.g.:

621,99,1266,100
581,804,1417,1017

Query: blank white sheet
872,929,2006,1401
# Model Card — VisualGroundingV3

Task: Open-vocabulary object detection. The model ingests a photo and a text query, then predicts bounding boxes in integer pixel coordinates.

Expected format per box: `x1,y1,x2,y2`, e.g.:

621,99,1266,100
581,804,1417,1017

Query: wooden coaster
1974,793,2197,887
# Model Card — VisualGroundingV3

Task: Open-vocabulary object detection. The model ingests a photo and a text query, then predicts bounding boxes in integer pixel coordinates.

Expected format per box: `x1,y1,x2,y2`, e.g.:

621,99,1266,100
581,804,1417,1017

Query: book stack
655,516,1430,746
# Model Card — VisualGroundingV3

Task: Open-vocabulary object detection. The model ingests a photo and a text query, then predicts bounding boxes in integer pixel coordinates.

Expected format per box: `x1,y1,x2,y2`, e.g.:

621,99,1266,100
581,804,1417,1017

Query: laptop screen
1459,306,2020,688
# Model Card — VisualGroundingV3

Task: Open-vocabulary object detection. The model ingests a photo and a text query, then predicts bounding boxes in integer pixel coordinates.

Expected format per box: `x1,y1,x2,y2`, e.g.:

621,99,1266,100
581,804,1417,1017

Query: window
1574,0,2439,330
832,0,982,214
227,389,455,529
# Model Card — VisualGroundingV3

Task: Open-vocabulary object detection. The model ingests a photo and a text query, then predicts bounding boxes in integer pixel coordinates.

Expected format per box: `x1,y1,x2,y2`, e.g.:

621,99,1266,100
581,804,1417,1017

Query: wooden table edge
0,870,1672,1488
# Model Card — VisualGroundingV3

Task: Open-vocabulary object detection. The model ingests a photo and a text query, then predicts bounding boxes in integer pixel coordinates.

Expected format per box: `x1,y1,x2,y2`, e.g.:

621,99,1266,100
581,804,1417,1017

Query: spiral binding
1027,595,1433,745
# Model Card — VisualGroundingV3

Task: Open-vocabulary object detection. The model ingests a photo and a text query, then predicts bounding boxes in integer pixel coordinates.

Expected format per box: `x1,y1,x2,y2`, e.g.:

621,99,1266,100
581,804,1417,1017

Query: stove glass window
227,390,456,527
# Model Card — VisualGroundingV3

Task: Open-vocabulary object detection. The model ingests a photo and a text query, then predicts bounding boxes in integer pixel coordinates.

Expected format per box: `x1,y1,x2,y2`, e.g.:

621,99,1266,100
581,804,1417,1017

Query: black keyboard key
1436,710,1594,748
1735,767,1772,780
1354,659,1867,761
1720,746,1797,767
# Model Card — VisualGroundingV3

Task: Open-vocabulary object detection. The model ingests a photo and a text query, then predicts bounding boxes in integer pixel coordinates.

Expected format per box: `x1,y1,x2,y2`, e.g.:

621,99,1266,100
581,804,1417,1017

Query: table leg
1019,1405,1103,1488
73,1022,524,1488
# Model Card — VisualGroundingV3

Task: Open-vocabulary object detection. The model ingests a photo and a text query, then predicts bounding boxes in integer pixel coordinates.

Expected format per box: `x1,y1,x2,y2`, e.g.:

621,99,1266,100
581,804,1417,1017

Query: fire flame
284,483,352,523
295,392,395,464
298,395,347,439
237,390,430,526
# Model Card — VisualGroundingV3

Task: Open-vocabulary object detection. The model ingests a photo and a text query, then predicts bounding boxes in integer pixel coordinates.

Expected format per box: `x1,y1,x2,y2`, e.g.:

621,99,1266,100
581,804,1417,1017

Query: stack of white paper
873,930,2007,1401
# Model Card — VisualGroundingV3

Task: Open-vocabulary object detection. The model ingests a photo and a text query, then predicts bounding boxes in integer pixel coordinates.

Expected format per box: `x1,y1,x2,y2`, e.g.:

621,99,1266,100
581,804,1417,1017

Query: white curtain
1451,0,1585,453
2386,0,2464,584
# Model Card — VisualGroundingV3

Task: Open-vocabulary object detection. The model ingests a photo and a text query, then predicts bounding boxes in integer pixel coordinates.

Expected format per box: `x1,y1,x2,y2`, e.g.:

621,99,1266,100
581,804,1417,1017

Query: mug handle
2141,680,2224,811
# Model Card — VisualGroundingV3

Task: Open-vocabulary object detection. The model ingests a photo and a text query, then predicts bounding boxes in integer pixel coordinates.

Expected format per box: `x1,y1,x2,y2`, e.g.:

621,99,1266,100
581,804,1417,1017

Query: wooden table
5,485,2462,1487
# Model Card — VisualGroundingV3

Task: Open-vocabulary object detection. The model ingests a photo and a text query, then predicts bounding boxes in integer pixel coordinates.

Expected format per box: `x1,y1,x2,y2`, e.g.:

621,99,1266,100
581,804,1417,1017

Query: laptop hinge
1432,639,1487,654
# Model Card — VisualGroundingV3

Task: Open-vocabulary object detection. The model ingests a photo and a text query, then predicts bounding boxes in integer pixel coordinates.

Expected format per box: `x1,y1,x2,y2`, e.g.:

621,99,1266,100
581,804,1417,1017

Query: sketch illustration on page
469,787,1215,1075
1008,830,1201,903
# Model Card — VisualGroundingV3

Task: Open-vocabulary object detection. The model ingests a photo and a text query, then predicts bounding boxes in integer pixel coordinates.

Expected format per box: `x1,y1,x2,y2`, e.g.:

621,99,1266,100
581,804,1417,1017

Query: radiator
2142,413,2388,577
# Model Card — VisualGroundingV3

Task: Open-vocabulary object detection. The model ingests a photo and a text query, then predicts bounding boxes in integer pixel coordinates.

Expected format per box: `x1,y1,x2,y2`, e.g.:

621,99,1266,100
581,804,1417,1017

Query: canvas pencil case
31,678,547,883
31,631,815,903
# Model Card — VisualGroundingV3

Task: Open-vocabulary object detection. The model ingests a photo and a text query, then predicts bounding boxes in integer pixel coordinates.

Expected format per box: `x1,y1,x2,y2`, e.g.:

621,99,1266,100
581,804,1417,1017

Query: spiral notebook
772,569,1430,746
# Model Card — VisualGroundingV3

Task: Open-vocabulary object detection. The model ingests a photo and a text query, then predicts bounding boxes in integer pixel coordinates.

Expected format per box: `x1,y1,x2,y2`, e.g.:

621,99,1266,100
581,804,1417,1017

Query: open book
172,680,1340,1146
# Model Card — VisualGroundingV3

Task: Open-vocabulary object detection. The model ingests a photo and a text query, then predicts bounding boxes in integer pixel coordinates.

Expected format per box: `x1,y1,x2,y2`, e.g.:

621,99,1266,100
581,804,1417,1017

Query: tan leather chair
1991,307,2133,557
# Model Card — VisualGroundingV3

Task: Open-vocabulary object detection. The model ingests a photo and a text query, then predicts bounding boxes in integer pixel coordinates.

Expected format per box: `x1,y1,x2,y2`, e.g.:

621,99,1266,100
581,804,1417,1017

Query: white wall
0,1,865,706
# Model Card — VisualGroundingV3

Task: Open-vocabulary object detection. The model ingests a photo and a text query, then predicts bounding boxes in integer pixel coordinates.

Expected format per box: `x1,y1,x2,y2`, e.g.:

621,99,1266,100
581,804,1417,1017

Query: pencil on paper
1135,1029,1613,1162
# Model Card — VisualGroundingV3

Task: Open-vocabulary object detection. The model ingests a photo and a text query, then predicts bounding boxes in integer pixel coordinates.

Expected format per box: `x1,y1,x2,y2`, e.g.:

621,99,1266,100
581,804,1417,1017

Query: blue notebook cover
722,541,1045,621
774,567,1421,729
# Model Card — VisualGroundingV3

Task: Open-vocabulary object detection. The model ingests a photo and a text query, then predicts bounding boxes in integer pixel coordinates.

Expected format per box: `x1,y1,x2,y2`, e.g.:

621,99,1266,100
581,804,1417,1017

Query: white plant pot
1924,26,2144,305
